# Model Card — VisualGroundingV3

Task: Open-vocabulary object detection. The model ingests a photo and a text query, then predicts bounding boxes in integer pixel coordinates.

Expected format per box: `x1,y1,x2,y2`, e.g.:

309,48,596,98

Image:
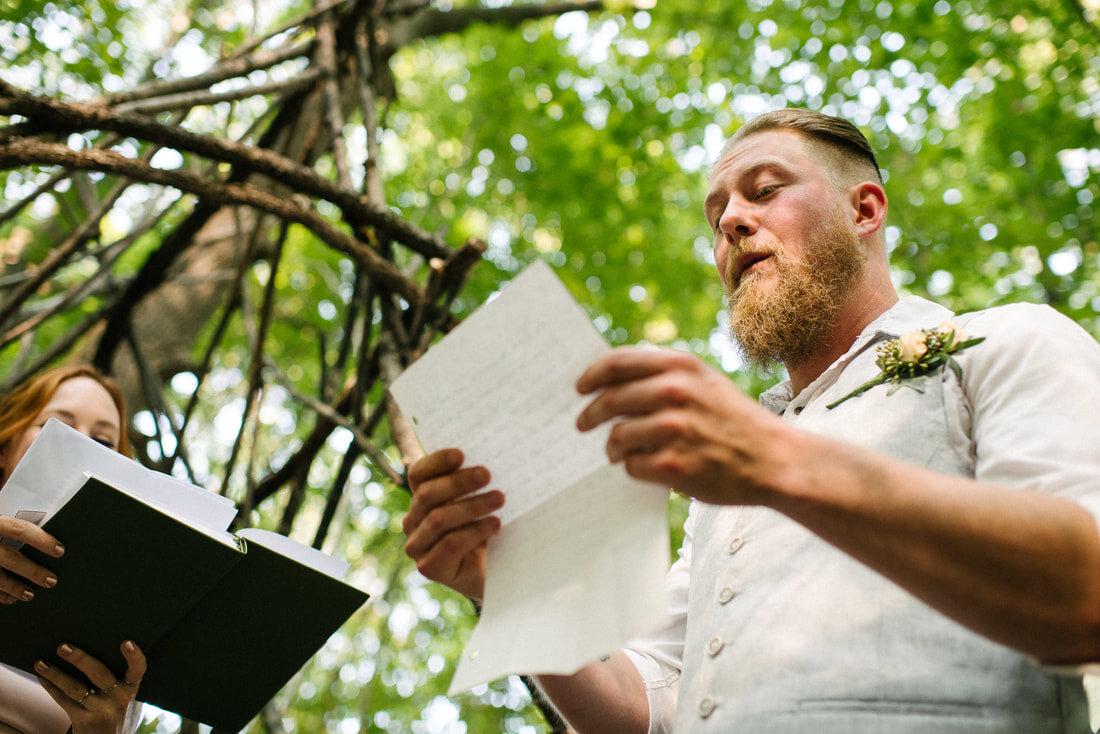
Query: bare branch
0,80,452,260
0,139,424,303
93,41,314,107
315,20,354,190
266,359,404,486
112,73,322,115
385,1,606,50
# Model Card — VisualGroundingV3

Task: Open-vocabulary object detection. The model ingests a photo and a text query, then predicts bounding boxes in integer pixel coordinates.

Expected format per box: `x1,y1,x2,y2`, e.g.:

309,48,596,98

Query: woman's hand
0,514,65,603
34,641,146,734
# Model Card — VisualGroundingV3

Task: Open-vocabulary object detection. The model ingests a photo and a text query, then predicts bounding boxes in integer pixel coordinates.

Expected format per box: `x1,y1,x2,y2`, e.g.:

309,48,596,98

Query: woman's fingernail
43,576,57,588
122,640,135,653
53,543,64,556
58,643,73,656
35,660,49,673
20,589,33,601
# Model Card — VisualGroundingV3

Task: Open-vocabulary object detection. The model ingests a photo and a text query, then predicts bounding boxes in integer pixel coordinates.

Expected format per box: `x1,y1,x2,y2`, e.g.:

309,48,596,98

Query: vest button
728,537,744,554
707,637,724,656
718,587,735,604
699,697,716,718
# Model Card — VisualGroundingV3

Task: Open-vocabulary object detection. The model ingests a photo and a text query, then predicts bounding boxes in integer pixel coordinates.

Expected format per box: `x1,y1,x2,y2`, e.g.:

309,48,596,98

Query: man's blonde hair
722,108,882,190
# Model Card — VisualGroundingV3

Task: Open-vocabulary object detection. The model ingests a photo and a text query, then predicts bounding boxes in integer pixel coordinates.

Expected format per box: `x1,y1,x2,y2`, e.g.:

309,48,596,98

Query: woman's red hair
0,365,130,457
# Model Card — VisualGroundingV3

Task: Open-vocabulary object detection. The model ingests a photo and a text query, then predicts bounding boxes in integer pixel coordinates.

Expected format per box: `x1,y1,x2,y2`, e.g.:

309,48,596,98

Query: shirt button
699,697,716,718
718,587,736,604
728,537,743,554
707,637,724,656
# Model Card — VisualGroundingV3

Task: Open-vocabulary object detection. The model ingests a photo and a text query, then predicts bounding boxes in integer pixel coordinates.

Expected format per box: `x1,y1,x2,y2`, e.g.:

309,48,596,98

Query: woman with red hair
0,365,146,734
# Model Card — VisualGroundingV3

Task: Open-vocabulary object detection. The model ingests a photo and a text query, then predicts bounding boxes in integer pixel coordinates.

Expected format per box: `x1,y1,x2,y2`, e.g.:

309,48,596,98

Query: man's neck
786,286,898,396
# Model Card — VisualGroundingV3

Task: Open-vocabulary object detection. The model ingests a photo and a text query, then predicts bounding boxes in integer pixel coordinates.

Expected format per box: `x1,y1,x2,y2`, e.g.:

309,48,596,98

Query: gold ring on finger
120,676,141,687
76,687,96,705
101,681,118,693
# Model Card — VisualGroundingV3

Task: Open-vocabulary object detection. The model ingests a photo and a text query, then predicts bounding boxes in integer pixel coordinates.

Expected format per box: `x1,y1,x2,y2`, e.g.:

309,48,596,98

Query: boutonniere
826,321,985,409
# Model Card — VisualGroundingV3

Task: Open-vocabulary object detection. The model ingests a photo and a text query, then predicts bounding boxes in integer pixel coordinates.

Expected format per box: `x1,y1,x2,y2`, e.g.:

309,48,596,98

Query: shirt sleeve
955,304,1100,672
621,502,694,733
957,303,1100,518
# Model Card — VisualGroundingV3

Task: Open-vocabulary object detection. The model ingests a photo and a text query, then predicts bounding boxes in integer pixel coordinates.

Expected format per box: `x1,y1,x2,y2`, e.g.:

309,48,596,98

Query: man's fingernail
43,576,57,588
53,543,65,556
20,589,33,601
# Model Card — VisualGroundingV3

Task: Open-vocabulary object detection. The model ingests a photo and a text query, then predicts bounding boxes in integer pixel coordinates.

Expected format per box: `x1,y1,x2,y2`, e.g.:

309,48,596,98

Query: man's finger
407,449,466,491
403,464,492,532
411,517,497,584
576,347,698,395
404,490,504,557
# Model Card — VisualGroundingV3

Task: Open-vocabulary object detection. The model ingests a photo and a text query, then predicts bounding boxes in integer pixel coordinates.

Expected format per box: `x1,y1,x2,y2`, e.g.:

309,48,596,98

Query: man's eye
755,185,779,200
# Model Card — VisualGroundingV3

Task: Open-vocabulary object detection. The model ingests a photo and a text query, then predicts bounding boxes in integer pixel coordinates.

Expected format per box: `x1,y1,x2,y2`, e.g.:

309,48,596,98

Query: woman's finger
0,515,65,558
55,643,120,690
118,640,146,690
34,658,95,712
0,544,60,593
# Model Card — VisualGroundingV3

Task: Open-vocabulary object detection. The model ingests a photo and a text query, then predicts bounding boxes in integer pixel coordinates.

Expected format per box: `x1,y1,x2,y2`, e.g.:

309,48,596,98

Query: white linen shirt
0,662,143,734
624,296,1100,734
0,663,70,733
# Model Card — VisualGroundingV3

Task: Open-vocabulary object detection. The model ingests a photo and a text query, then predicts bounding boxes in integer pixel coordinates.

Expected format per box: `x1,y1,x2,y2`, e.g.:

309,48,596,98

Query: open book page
389,260,671,692
237,528,350,579
0,419,236,532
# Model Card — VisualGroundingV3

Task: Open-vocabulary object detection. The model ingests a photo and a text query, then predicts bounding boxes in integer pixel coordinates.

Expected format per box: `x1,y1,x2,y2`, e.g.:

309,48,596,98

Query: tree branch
0,80,453,261
0,139,424,303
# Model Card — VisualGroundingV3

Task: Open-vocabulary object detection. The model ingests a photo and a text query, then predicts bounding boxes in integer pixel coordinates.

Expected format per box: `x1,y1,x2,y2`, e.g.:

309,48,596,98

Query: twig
112,72,321,115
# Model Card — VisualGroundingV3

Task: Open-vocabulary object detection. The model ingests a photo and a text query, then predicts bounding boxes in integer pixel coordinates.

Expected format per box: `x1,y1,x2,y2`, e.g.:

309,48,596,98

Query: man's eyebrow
738,158,792,181
704,158,792,214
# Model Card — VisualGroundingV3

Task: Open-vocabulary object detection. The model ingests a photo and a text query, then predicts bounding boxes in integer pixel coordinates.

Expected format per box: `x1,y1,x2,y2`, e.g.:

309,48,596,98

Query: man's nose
719,201,757,239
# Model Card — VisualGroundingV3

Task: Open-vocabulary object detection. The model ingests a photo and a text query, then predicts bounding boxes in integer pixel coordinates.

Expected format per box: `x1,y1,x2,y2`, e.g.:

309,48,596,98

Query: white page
390,260,613,526
238,527,349,580
389,260,671,692
0,419,237,532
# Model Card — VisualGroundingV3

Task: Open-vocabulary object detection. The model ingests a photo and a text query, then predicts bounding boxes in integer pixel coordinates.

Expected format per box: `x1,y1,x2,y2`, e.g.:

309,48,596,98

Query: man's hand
576,347,787,506
0,515,65,603
402,448,504,604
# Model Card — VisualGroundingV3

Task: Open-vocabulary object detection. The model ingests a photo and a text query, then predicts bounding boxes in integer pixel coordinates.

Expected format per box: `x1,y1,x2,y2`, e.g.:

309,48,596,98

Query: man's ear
850,181,888,237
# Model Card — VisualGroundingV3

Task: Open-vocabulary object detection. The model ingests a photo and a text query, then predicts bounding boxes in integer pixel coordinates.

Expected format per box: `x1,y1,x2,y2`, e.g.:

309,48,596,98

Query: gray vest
674,303,1090,733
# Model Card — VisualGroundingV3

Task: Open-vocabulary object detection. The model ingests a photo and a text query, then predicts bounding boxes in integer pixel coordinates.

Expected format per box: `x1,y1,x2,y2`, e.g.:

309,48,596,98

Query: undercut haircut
722,108,883,190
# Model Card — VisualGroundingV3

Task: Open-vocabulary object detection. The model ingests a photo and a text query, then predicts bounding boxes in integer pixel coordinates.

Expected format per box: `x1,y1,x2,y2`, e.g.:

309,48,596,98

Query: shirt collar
758,295,956,413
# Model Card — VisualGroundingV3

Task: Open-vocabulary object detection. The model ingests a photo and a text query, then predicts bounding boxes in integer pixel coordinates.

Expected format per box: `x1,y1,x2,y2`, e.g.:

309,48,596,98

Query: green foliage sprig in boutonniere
826,321,985,410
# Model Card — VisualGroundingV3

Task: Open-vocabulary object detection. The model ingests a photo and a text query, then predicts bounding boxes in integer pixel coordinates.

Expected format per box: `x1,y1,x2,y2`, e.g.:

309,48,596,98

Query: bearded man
401,109,1100,733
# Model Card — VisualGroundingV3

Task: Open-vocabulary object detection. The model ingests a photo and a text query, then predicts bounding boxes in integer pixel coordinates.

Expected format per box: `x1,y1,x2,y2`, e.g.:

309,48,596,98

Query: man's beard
725,210,867,370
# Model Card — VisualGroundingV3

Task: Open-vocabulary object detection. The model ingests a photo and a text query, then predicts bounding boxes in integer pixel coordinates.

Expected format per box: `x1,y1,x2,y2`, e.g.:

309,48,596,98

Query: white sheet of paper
0,419,237,532
388,260,671,693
